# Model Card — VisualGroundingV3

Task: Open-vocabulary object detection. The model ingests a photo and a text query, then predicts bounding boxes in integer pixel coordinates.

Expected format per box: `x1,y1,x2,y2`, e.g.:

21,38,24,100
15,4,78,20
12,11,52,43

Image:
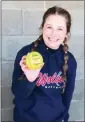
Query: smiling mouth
48,37,59,42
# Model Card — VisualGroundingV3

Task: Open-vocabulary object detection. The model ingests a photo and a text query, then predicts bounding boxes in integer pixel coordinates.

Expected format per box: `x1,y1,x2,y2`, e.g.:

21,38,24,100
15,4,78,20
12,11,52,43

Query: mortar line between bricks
75,78,84,81
2,8,22,10
44,1,46,10
72,99,84,102
2,34,40,36
1,0,2,91
1,85,12,87
2,60,14,61
21,9,23,36
2,35,38,37
19,8,46,11
2,8,46,11
1,107,14,111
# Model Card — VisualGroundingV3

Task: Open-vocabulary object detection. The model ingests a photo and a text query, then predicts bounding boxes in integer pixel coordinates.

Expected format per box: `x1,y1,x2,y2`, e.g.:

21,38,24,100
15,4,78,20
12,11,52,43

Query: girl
11,6,77,122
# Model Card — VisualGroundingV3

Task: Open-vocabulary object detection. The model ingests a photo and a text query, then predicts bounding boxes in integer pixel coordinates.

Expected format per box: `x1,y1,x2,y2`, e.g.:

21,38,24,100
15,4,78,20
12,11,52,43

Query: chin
48,45,59,50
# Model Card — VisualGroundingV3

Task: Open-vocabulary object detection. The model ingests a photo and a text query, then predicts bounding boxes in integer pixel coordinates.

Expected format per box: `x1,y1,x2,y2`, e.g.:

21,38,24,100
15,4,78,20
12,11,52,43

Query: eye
47,26,52,29
58,28,63,31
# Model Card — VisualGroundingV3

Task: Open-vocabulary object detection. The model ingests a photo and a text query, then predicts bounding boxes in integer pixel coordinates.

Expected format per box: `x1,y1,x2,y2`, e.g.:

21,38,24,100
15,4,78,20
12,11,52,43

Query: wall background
1,1,84,121
0,1,1,122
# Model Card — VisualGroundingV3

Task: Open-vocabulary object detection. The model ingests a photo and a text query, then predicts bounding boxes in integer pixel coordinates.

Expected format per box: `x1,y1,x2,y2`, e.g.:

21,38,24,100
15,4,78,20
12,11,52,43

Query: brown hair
32,6,71,93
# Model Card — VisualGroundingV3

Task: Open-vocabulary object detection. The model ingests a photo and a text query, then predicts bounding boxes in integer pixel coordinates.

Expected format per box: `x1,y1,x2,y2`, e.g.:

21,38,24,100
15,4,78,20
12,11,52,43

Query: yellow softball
26,51,44,70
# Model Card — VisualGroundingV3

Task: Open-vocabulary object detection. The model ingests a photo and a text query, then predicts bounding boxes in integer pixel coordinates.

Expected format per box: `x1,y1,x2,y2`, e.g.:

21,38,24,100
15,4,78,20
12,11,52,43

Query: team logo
36,71,65,89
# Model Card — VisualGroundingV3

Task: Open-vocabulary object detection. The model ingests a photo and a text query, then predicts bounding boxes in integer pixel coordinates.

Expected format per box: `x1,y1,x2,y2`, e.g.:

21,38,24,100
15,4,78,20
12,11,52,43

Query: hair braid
62,37,69,93
31,35,43,51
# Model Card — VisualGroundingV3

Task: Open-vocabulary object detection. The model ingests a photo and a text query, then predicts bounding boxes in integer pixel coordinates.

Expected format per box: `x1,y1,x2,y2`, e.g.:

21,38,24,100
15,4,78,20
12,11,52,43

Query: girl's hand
19,55,44,82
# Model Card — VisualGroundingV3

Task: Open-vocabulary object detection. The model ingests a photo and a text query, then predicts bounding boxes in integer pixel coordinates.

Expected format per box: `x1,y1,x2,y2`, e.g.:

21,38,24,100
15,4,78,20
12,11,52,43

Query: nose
51,29,57,38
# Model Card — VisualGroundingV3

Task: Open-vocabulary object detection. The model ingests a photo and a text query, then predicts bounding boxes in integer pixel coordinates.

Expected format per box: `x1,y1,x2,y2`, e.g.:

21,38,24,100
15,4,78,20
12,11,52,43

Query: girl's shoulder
68,51,77,64
61,44,77,69
67,51,77,72
18,42,34,55
15,42,34,62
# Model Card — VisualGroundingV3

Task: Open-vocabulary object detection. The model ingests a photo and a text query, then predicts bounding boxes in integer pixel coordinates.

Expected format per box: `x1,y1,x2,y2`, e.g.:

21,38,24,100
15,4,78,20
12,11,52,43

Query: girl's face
42,14,68,49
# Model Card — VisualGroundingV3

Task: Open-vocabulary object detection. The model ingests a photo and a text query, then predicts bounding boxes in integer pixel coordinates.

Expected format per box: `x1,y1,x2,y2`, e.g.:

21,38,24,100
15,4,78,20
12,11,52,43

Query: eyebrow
46,24,52,26
46,24,65,29
58,26,64,29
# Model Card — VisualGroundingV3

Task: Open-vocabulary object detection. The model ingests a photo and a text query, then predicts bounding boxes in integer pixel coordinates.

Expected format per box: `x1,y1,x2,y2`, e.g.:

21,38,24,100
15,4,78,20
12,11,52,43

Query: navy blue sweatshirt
11,39,77,122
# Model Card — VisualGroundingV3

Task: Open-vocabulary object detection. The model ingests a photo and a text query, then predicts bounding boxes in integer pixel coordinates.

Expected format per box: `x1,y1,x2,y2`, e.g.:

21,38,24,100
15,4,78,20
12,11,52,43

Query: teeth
48,37,59,41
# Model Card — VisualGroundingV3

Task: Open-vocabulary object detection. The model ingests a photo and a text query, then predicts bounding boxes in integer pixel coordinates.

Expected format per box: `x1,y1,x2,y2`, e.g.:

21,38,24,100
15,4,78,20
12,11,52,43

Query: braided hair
31,6,71,93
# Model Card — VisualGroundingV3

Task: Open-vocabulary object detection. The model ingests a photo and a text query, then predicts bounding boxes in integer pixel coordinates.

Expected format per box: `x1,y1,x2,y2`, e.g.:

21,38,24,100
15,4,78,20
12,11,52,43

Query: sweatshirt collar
38,38,64,56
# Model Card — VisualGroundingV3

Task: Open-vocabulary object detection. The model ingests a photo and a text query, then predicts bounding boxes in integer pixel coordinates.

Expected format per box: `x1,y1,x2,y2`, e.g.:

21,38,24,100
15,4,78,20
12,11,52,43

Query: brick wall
1,1,84,121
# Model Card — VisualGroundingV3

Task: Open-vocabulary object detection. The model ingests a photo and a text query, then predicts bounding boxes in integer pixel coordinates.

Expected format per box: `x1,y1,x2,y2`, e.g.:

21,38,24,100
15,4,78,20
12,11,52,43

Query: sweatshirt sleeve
11,48,37,100
62,55,77,122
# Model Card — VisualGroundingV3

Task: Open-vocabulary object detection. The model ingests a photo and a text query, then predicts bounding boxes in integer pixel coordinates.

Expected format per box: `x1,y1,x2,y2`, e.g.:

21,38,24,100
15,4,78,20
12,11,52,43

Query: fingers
21,65,29,72
19,55,29,73
19,55,26,67
22,55,26,60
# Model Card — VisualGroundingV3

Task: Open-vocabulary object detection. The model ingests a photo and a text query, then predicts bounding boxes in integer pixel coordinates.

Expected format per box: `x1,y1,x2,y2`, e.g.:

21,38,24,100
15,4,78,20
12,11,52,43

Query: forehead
44,14,66,27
